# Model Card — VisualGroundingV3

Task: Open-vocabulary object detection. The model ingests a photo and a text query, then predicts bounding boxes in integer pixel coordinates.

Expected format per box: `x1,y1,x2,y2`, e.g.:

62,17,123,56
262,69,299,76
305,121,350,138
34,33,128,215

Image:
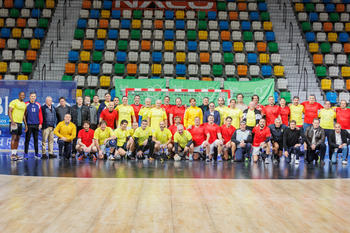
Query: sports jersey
131,103,143,123
92,103,100,111
301,101,323,124
184,106,203,128
246,109,257,127
25,101,43,125
148,107,167,130
9,99,26,123
100,109,118,129
215,105,229,126
93,127,113,145
224,108,243,129
188,125,209,147
171,105,186,124
168,124,179,140
161,104,173,126
280,106,290,126
116,105,135,127
128,128,137,138
153,128,172,144
336,108,350,129
174,130,192,148
138,106,152,121
78,128,95,147
220,124,236,144
318,108,336,129
134,127,152,146
262,105,281,126
252,125,271,147
204,123,221,144
113,127,130,147
256,104,264,112
289,104,304,126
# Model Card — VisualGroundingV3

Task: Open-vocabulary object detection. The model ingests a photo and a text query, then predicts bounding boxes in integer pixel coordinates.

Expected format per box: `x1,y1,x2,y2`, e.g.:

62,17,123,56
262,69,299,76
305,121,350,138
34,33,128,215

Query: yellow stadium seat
97,29,106,39
101,10,110,19
0,19,4,27
0,62,7,72
274,66,284,76
328,33,338,42
31,39,40,49
46,0,55,8
152,64,162,74
80,51,90,62
100,76,111,87
263,22,273,31
260,54,270,64
76,89,83,97
12,28,21,38
17,75,28,80
346,23,350,32
164,41,174,51
176,11,185,19
295,3,304,12
342,67,350,77
132,19,141,29
176,77,186,80
198,31,208,40
321,79,332,90
176,52,186,63
309,43,319,53
234,42,244,52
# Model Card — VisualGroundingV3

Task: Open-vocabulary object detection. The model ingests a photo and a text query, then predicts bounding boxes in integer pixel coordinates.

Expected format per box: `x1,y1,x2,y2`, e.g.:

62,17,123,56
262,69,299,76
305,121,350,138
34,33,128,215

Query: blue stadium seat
165,10,174,19
219,21,229,30
247,53,257,64
152,52,162,62
1,28,11,38
309,13,318,22
108,30,118,39
259,3,267,11
111,10,121,19
176,20,185,30
103,1,112,9
208,11,216,20
262,65,272,76
32,9,41,18
339,33,349,43
89,63,100,75
111,89,116,99
241,21,251,31
223,42,232,52
250,12,259,21
121,19,130,29
302,0,310,3
14,0,24,8
188,41,197,51
274,92,279,103
266,32,275,42
343,0,350,4
68,51,78,62
151,76,161,79
176,64,186,75
34,28,44,38
164,30,174,40
94,40,105,50
323,0,331,3
77,19,87,29
90,10,100,19
326,92,337,104
326,4,335,12
116,51,126,62
306,32,315,42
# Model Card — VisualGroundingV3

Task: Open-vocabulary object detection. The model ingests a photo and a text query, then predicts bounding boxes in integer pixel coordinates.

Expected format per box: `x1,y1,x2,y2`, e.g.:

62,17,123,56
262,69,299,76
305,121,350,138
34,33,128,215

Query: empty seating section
294,0,350,103
0,0,55,80
65,0,288,98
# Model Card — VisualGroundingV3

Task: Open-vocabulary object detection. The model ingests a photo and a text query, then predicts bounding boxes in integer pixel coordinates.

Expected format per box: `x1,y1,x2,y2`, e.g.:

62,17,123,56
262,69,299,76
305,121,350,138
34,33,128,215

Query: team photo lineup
8,90,350,165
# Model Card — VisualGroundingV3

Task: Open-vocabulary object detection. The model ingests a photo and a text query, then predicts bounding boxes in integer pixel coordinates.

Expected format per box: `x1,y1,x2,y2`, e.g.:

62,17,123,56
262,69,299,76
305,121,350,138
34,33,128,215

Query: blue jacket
42,104,57,129
203,110,221,125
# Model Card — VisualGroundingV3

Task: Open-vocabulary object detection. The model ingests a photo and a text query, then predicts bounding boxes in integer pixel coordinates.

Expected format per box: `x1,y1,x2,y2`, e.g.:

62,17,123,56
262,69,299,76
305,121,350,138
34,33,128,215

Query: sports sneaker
273,158,279,164
188,154,193,161
16,155,23,160
11,154,17,161
115,154,121,160
174,154,181,161
265,157,269,164
24,153,29,160
342,160,347,165
78,155,83,161
35,153,41,159
109,155,115,160
245,157,249,163
217,155,222,162
295,159,300,164
42,154,48,159
206,156,210,163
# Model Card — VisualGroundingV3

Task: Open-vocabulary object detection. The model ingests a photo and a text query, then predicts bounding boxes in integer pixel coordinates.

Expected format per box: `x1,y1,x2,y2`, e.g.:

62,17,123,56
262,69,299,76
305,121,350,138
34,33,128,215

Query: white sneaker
174,155,181,161
109,155,115,160
189,154,193,161
265,158,269,164
342,160,348,165
115,154,121,160
295,159,300,164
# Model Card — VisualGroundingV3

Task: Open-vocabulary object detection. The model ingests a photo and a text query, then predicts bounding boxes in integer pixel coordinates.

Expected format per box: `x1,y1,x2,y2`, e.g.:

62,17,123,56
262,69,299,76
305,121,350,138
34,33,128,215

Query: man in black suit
328,123,350,165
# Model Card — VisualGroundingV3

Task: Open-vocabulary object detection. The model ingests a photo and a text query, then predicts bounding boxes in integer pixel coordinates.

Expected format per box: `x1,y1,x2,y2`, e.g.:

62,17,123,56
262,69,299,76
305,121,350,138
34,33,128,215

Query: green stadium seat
115,64,125,74
197,11,206,20
261,12,270,21
280,92,291,103
62,75,73,81
330,13,339,22
131,30,140,40
305,3,314,12
39,19,48,28
10,9,19,18
187,31,197,40
198,21,207,30
268,42,278,53
320,43,330,53
92,51,102,62
19,39,29,49
316,66,327,77
125,76,135,79
74,29,84,39
133,10,142,19
217,2,226,11
35,0,45,8
227,78,238,81
84,89,95,98
22,62,32,73
302,22,311,32
118,40,128,51
224,53,234,63
213,65,223,76
243,31,253,41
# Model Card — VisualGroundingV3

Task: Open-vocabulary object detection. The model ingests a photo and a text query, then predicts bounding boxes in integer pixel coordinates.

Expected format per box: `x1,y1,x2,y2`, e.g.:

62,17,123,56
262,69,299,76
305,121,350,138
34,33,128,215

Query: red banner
113,1,216,12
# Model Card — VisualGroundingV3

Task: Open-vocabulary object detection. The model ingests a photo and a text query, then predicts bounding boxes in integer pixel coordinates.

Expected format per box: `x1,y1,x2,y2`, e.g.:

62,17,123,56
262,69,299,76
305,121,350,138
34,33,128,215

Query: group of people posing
8,91,350,165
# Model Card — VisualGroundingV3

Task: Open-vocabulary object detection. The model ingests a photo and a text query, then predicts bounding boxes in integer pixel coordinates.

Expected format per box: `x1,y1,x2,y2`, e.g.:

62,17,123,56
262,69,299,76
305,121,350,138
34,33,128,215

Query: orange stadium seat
141,41,151,50
127,64,137,74
0,39,5,49
221,31,230,41
257,42,267,52
323,22,333,32
83,40,93,50
4,0,13,8
237,65,248,76
46,0,55,9
313,54,323,64
155,20,163,29
200,53,210,63
82,0,91,9
344,43,350,53
17,18,26,28
65,63,75,74
26,50,37,61
346,79,350,90
202,77,212,81
78,63,88,74
0,19,3,27
336,4,345,12
229,12,238,21
238,3,247,11
99,19,109,28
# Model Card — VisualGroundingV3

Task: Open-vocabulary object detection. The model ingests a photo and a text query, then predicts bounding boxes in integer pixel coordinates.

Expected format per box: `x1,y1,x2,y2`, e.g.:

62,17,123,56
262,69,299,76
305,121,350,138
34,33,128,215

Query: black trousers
307,143,327,163
25,124,39,154
72,125,83,154
58,140,72,159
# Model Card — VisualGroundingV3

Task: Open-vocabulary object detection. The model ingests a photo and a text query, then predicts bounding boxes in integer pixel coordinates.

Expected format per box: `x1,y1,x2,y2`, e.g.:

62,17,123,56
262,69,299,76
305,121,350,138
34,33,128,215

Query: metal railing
278,0,282,10
49,41,54,71
295,43,300,73
289,22,293,50
283,3,287,29
41,64,46,80
63,0,67,26
57,20,61,47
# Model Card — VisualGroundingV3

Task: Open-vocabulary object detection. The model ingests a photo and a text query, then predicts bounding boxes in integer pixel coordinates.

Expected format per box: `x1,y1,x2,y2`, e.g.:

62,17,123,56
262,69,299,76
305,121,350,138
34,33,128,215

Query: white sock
11,150,16,155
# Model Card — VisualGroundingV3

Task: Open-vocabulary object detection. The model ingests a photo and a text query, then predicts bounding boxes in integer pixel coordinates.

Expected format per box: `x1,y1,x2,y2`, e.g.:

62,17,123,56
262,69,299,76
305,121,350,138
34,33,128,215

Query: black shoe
320,160,325,166
42,154,48,159
49,154,57,159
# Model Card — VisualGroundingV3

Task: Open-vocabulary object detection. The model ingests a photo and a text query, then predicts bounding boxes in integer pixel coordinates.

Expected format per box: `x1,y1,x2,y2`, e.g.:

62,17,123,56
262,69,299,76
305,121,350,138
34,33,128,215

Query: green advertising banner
114,79,166,104
224,79,275,105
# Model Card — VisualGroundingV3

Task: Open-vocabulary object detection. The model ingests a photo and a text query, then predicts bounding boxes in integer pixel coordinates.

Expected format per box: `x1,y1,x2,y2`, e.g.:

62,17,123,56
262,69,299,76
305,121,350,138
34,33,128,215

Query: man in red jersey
188,117,210,160
161,96,173,127
76,121,97,159
262,96,281,127
99,102,118,129
170,98,186,125
252,118,271,163
220,116,236,160
279,98,290,126
336,100,350,134
301,94,323,133
204,115,224,162
131,95,143,124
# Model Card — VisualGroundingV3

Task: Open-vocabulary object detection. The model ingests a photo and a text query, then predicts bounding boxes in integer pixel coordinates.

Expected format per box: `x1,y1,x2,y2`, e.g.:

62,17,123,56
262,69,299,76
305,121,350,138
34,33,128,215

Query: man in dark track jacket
269,118,287,163
231,121,252,162
328,123,350,165
283,120,304,164
42,96,57,159
304,118,326,165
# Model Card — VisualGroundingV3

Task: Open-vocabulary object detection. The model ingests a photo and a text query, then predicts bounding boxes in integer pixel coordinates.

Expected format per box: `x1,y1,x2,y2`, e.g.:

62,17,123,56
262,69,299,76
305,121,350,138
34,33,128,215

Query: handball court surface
1,153,350,233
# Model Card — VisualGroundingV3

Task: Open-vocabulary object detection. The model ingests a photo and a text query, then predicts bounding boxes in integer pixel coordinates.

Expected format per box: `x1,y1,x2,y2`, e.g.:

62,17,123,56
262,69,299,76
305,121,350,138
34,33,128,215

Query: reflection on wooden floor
0,175,350,232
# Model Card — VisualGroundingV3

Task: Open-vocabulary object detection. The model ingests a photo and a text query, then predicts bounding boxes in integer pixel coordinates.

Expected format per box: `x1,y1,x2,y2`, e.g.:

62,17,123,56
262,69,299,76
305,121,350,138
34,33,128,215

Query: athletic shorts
252,145,268,155
117,142,127,150
209,139,221,154
9,122,22,136
272,141,283,151
194,141,207,153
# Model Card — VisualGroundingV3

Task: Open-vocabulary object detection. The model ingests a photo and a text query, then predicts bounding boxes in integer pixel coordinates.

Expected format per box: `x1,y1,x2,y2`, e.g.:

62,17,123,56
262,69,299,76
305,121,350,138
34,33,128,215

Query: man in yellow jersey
8,91,27,161
128,122,139,138
318,100,336,140
173,124,194,161
289,96,305,129
133,120,154,159
152,121,173,160
138,98,152,126
243,101,262,131
113,119,134,160
54,114,76,160
93,120,114,160
116,96,136,129
224,99,243,128
148,99,167,130
184,98,203,128
215,97,229,126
